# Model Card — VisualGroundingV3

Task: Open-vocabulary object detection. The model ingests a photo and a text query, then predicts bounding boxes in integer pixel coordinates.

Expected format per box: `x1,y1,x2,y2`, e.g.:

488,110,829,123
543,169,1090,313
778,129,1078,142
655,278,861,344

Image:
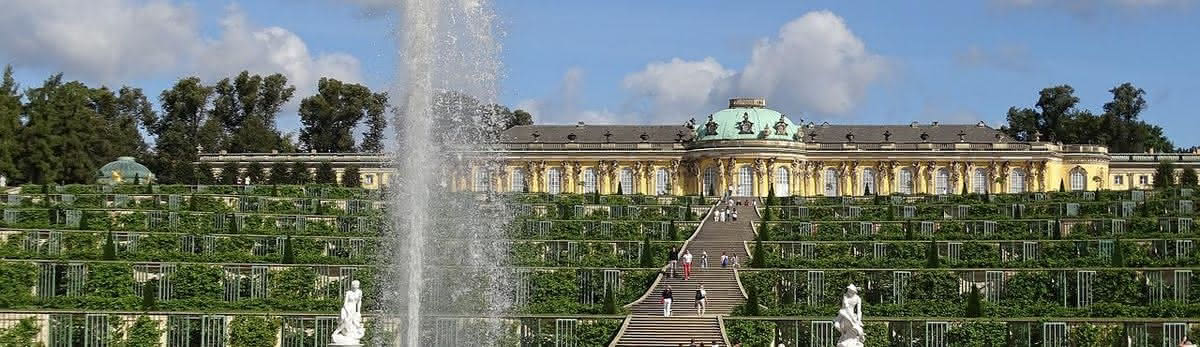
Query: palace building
199,97,1199,195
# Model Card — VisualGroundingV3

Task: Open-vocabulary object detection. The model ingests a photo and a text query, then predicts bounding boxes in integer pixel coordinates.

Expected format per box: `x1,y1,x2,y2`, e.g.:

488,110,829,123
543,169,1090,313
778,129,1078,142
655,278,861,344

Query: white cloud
0,0,199,83
0,0,364,130
620,11,889,122
955,44,1035,72
516,67,621,124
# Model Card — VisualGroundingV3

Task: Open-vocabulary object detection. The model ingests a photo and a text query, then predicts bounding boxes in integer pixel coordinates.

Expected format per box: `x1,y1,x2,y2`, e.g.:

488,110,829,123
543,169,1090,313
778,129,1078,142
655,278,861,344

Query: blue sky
2,0,1198,146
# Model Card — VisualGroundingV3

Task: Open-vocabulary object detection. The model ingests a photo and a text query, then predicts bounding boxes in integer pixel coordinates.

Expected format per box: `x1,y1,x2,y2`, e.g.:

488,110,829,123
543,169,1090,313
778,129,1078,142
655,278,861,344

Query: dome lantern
96,156,155,185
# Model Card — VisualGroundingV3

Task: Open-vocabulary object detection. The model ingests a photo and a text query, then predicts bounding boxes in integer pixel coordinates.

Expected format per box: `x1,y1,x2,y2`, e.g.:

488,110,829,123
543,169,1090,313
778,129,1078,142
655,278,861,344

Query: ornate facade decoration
774,115,789,135
736,113,755,134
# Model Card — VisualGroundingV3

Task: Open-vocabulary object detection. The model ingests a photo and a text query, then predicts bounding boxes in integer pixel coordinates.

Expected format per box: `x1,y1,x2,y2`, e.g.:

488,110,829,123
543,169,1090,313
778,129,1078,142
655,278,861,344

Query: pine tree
220,162,240,185
103,231,117,260
639,235,653,268
965,285,982,317
315,161,336,184
268,162,289,184
289,162,311,184
925,240,939,268
342,166,361,187
282,235,295,264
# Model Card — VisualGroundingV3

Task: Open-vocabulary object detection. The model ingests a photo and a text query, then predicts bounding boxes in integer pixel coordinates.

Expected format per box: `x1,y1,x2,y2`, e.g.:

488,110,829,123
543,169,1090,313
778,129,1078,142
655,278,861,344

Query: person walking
667,246,679,278
682,250,694,280
695,283,707,316
661,285,674,317
701,251,709,269
720,252,729,268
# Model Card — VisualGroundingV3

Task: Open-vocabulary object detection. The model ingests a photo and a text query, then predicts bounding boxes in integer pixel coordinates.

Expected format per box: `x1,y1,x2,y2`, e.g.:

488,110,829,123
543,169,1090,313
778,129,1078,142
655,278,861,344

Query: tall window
862,168,877,195
824,168,840,197
620,168,634,195
582,168,597,194
973,169,987,194
774,167,790,197
737,166,753,196
547,168,562,194
1010,169,1027,193
655,168,671,195
511,169,527,193
473,169,491,192
898,168,914,195
1070,169,1086,191
935,169,950,195
703,167,718,196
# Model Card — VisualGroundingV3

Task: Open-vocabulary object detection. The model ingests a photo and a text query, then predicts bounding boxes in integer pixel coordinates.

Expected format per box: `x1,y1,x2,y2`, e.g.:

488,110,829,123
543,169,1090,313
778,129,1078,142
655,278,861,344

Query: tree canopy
1001,83,1174,153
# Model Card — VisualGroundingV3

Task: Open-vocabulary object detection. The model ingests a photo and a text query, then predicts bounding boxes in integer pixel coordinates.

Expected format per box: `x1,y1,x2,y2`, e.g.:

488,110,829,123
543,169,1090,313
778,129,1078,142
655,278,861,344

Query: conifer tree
602,283,618,314
616,184,623,196
752,236,766,268
103,231,117,260
282,235,295,264
0,66,21,182
268,162,290,184
342,166,361,187
639,235,653,268
220,162,240,185
743,288,761,316
315,161,337,184
195,163,216,185
1154,160,1177,189
1181,168,1199,188
1112,239,1127,267
245,162,265,184
289,162,311,184
668,221,678,241
925,240,939,268
965,285,982,317
141,279,158,310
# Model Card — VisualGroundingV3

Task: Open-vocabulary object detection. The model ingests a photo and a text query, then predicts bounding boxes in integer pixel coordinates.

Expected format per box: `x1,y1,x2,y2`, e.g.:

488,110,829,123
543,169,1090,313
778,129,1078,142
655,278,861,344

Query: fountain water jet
377,0,511,345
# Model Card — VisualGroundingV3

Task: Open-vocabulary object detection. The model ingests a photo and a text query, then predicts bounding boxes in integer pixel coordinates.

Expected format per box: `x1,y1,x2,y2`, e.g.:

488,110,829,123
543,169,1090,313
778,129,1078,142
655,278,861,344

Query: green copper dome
694,98,801,141
96,156,155,184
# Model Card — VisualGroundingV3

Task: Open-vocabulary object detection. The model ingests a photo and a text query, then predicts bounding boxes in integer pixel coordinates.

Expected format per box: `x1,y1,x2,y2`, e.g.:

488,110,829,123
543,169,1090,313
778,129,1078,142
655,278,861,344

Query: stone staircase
611,199,759,346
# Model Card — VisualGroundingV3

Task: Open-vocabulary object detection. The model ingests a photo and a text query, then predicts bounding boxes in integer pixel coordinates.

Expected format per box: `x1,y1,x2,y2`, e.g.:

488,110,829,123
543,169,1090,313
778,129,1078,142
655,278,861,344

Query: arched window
473,169,491,192
972,168,987,194
935,168,950,195
547,168,562,194
703,167,718,197
737,166,753,196
824,168,840,197
774,167,790,197
862,168,877,195
1010,169,1027,193
511,169,527,193
655,168,671,195
582,168,597,194
898,168,914,195
1070,169,1086,191
619,168,634,195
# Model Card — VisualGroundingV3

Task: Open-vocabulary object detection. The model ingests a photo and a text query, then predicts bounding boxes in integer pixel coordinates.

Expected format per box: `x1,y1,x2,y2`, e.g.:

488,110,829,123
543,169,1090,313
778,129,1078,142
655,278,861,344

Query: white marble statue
833,284,864,347
331,280,365,346
0,175,6,188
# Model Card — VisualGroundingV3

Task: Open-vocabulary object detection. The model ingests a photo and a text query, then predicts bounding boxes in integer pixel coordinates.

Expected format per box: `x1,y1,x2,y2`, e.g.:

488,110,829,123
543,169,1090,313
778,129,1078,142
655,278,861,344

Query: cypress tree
196,163,216,185
965,285,982,317
1052,218,1063,240
220,162,240,185
133,173,142,185
141,279,158,310
639,235,653,268
766,184,776,206
962,179,969,195
315,161,336,184
289,162,310,184
925,240,939,268
245,161,265,184
668,221,678,241
616,184,623,196
267,162,289,184
602,283,618,314
0,66,21,182
758,219,771,242
282,234,295,264
1154,160,1176,189
102,231,117,260
1059,179,1066,192
342,166,361,187
1180,168,1198,188
744,287,761,316
1112,239,1126,267
905,221,915,240
751,236,766,268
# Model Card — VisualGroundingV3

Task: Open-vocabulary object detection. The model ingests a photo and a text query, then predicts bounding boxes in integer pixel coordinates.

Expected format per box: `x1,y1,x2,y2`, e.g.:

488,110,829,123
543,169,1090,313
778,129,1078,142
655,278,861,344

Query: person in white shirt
701,251,708,269
682,250,694,280
694,284,707,316
720,252,729,268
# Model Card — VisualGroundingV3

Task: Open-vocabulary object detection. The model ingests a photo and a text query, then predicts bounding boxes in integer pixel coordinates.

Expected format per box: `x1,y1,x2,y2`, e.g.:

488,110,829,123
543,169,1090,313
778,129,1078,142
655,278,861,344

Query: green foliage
212,71,295,153
925,240,939,268
103,230,117,260
766,184,776,206
751,236,766,268
195,163,216,185
0,66,22,182
1111,239,1126,267
298,78,388,152
667,221,678,241
268,162,289,184
220,162,240,185
289,162,310,184
724,320,773,347
85,262,135,298
0,262,36,308
141,279,158,310
1068,323,1120,347
639,236,653,268
602,284,618,314
244,161,265,184
743,287,761,316
315,161,336,184
1155,160,1177,189
964,285,982,317
1181,168,1199,187
0,317,39,346
228,316,278,347
757,218,770,242
115,315,163,347
1002,82,1173,152
282,234,295,264
945,320,1007,346
342,166,362,187
171,264,223,301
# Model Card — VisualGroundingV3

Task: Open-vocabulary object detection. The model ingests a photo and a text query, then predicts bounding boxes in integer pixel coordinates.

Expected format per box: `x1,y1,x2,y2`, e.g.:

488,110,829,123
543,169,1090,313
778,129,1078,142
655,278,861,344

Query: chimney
728,97,766,108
